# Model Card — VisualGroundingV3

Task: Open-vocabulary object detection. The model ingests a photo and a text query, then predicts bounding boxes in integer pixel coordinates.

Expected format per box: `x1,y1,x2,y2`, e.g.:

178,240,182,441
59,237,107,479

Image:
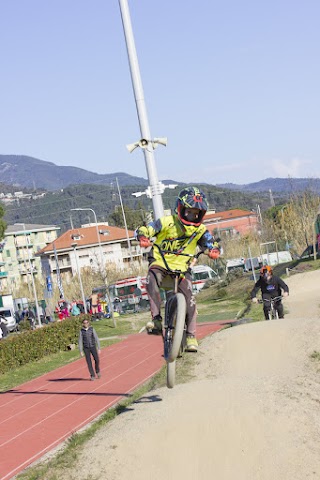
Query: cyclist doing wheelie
251,265,289,319
135,186,220,352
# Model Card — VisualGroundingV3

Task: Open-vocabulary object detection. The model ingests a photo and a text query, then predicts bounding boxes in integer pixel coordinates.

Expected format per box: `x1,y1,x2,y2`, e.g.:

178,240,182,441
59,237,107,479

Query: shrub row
0,314,90,375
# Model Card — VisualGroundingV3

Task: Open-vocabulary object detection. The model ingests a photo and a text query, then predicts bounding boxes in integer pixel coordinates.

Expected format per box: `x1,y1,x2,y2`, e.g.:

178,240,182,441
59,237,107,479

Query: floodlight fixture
126,137,167,153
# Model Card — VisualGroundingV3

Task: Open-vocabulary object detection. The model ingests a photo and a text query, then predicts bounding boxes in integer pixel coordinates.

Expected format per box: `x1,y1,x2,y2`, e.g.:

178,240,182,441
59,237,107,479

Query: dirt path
60,270,320,480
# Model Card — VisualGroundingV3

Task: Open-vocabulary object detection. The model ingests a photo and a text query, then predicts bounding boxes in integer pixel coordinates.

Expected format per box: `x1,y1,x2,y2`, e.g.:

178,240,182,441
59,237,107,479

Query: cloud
270,157,312,178
160,157,318,186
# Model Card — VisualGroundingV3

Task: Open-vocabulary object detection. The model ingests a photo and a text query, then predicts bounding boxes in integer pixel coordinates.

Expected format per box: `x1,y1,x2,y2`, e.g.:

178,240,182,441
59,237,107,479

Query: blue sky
1,0,319,185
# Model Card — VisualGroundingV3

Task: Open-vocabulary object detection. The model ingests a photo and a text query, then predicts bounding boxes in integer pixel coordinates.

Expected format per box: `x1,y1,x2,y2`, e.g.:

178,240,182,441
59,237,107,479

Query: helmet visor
184,208,202,223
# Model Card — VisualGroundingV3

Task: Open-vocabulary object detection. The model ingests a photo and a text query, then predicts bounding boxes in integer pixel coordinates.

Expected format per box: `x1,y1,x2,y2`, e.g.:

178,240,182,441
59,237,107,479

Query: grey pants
146,266,197,336
84,346,100,377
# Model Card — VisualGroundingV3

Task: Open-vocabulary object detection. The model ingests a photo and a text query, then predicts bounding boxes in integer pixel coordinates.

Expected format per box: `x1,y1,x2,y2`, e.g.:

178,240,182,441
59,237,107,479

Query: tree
264,189,320,257
0,203,6,240
108,203,147,230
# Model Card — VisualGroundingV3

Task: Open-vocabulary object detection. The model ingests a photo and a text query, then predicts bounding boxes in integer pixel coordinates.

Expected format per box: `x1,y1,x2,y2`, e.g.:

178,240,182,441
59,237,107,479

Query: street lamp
115,177,132,261
119,0,165,219
70,208,117,326
126,137,167,153
71,242,88,314
15,223,41,327
71,208,104,271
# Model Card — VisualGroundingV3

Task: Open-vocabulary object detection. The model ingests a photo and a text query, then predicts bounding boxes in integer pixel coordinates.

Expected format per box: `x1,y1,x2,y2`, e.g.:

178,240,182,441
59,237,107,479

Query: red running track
0,321,232,479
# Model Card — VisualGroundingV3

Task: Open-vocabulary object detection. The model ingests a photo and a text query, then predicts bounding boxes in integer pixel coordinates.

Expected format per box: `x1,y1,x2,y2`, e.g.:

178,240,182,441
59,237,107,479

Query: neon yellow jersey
137,215,214,272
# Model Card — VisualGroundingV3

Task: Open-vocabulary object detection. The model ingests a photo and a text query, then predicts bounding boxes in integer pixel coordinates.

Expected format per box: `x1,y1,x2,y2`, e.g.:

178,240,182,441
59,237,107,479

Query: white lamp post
115,177,133,261
71,242,88,314
119,0,165,220
71,208,104,271
15,223,41,327
70,208,117,326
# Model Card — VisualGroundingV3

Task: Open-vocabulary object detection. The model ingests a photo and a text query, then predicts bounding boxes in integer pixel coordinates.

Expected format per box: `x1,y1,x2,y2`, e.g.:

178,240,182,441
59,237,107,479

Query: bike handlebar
152,242,207,274
258,296,283,304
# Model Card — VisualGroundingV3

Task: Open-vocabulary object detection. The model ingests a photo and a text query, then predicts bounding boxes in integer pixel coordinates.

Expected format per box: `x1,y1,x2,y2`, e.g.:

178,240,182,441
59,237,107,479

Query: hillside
1,155,320,195
217,177,320,193
3,183,272,231
0,155,149,190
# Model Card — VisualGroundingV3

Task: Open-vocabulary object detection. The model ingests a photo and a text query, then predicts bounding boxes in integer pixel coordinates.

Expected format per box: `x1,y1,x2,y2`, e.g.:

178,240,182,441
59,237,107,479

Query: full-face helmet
175,187,208,227
260,265,273,280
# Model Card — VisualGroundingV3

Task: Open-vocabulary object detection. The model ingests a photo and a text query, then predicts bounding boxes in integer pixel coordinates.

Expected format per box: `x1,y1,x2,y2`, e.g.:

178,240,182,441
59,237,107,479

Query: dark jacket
251,275,289,299
78,326,100,354
0,317,8,337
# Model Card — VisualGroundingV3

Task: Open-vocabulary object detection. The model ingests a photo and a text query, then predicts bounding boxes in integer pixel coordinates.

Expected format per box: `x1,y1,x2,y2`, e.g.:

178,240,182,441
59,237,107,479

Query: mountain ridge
1,154,319,194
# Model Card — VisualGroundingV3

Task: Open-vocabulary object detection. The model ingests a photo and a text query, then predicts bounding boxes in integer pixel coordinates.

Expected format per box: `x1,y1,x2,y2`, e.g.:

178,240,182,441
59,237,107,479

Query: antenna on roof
269,189,275,208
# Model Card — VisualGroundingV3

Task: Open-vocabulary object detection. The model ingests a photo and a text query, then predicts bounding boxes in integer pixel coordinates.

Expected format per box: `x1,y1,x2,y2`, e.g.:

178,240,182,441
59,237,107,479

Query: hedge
0,315,90,375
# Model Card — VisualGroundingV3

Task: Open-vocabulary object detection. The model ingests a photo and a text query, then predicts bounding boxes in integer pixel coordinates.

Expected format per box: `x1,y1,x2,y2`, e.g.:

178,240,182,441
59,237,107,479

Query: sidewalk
0,321,231,480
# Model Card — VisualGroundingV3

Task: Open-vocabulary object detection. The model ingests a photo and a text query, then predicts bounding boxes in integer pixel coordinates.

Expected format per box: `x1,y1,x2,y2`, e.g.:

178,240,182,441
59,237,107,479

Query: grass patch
310,351,320,361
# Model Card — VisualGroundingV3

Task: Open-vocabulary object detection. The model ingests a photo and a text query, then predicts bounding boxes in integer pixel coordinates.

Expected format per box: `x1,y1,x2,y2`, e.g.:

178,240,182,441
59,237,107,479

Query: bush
18,319,32,332
0,314,90,374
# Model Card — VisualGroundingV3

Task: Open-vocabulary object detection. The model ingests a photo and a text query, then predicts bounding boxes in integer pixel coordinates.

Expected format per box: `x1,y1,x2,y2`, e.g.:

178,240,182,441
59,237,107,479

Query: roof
204,209,257,222
5,224,60,234
38,224,135,254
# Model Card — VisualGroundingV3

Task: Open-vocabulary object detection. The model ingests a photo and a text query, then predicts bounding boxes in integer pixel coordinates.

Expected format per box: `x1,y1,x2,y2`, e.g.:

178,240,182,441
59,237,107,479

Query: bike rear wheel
164,292,187,364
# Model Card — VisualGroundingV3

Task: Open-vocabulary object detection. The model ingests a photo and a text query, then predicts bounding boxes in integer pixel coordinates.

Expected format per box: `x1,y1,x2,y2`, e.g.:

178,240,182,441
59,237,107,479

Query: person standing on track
135,186,220,352
78,319,101,381
251,265,289,319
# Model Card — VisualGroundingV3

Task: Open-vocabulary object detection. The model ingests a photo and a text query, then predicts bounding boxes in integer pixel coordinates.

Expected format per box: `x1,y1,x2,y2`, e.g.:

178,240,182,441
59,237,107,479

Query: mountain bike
260,296,283,320
150,243,205,389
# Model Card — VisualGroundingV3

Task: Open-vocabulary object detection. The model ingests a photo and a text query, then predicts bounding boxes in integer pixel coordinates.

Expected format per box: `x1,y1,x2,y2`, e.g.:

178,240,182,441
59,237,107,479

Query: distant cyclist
135,186,220,352
251,265,289,319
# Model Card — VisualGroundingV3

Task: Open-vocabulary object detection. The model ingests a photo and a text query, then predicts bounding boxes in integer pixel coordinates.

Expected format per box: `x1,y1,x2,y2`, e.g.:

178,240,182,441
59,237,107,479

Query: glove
139,236,152,248
251,297,258,303
208,248,220,260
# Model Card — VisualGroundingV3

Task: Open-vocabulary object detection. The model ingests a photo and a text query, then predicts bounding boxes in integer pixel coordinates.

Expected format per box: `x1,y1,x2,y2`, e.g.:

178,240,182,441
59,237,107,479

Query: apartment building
203,209,259,237
37,223,142,286
0,223,60,293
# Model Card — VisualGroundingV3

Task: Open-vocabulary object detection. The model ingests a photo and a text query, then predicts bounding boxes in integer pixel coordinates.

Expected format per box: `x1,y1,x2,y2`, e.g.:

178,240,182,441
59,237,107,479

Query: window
6,250,10,258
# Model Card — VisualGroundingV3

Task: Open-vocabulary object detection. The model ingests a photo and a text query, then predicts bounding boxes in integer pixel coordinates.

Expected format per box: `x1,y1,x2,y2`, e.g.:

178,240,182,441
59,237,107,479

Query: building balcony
18,266,38,275
16,250,35,261
51,262,72,271
14,239,34,248
121,246,142,259
19,269,28,275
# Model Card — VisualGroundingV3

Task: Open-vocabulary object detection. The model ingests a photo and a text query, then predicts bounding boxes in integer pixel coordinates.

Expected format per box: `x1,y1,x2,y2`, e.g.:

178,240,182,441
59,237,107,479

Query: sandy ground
60,269,320,480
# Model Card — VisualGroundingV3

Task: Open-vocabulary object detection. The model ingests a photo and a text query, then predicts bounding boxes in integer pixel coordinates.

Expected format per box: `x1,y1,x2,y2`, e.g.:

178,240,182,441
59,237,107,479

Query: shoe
146,315,162,335
185,336,198,352
97,373,101,379
90,376,95,381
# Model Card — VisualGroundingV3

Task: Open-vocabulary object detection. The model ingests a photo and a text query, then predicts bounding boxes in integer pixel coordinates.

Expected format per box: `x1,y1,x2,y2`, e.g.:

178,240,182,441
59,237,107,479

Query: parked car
0,308,17,332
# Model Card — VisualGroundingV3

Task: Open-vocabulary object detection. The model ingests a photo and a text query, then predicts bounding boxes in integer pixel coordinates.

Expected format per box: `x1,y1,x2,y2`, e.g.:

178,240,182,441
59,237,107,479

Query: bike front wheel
167,360,176,389
164,292,187,363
